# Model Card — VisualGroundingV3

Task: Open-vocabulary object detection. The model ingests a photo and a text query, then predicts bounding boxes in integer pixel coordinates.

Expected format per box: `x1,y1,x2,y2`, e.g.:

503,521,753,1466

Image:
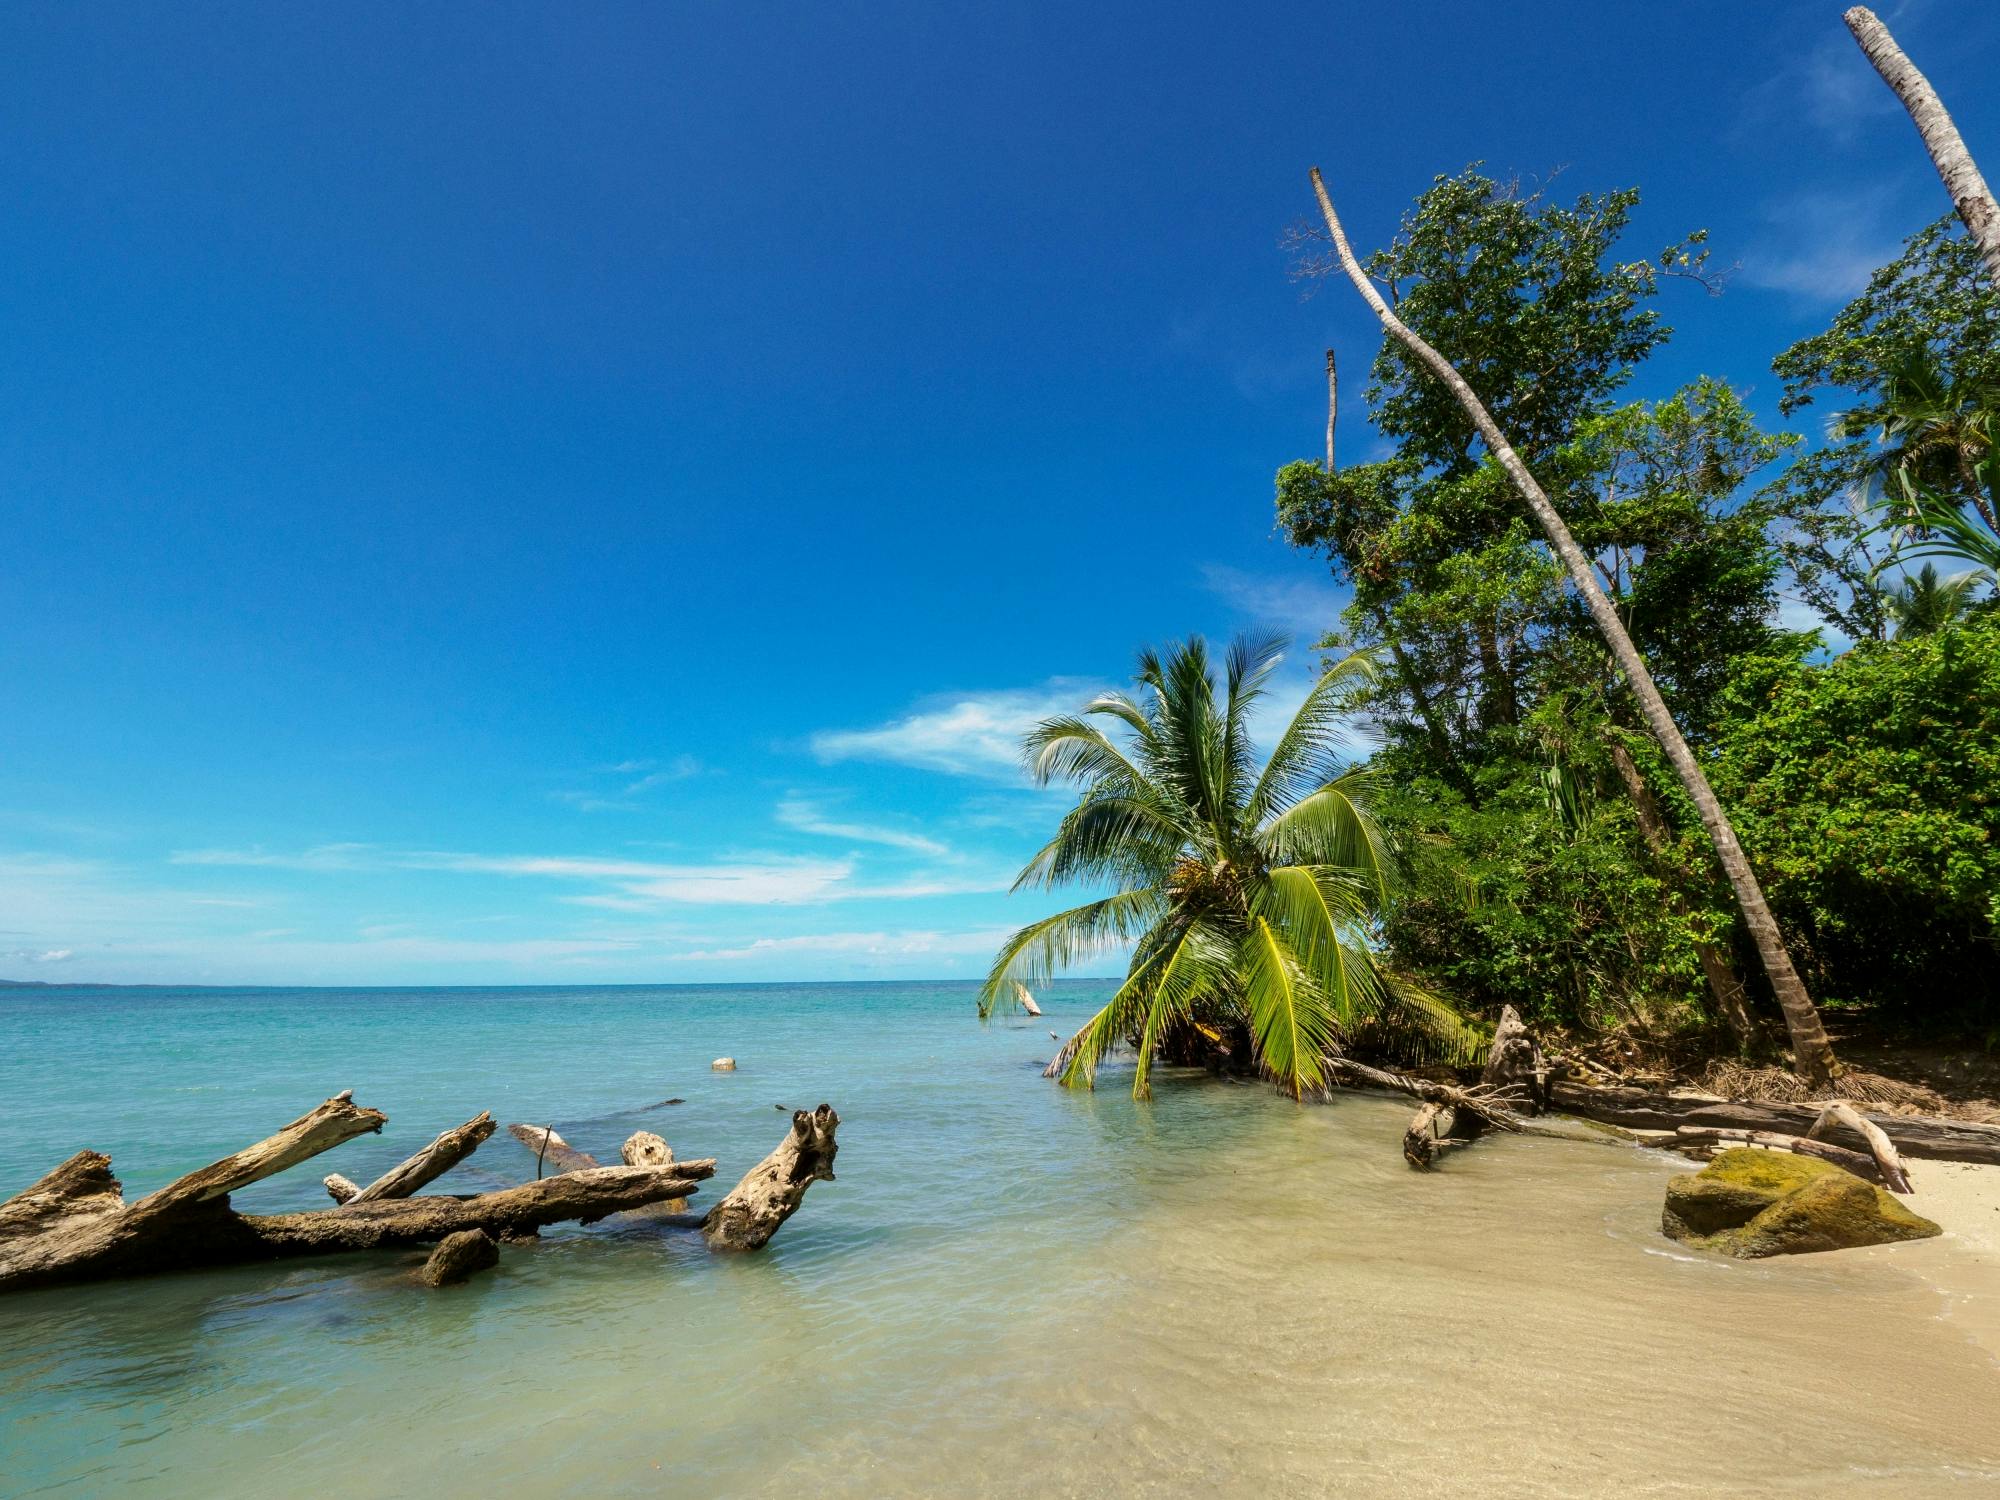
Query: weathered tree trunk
703,1104,840,1251
1548,1081,2000,1164
0,1091,387,1289
506,1123,601,1175
1845,7,2000,290
323,1174,361,1205
1808,1100,1913,1193
1606,740,1758,1047
243,1163,714,1257
1309,168,1841,1089
620,1131,688,1213
342,1112,495,1205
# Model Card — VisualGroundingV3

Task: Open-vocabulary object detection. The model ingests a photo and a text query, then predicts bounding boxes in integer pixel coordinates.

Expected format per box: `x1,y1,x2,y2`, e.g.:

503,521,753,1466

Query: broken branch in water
1,1091,842,1294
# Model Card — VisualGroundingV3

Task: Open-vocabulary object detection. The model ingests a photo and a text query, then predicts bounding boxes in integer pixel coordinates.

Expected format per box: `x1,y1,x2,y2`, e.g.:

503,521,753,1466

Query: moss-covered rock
1662,1147,1940,1258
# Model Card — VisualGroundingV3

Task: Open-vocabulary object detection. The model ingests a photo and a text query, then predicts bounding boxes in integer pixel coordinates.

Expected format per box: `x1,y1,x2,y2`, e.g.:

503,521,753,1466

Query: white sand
1902,1158,2000,1361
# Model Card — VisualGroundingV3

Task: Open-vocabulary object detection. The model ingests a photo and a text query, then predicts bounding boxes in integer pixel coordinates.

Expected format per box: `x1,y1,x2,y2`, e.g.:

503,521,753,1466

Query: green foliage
1276,169,2000,1045
1703,618,2000,1016
1366,758,1718,1033
980,635,1477,1098
1767,218,2000,637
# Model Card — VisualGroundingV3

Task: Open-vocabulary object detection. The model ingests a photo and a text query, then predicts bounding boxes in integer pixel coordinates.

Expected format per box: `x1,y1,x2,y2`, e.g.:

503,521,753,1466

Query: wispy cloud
166,844,1003,909
668,927,1016,963
811,681,1101,780
1739,188,1908,303
171,843,375,871
1200,563,1347,632
2,947,72,963
774,796,948,856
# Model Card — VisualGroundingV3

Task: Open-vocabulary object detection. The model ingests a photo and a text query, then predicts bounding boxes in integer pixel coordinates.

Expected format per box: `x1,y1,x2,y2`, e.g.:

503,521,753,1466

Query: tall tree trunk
1309,169,1840,1088
1606,739,1757,1048
1845,7,2000,290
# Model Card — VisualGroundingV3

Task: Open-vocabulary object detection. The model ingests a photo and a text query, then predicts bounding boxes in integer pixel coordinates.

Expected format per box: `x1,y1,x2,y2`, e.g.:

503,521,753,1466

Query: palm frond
977,888,1165,1017
1237,915,1338,1097
1247,649,1379,823
1255,767,1391,896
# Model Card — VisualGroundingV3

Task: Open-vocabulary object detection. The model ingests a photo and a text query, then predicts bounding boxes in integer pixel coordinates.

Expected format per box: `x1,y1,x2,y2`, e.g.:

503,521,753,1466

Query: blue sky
3,1,1995,985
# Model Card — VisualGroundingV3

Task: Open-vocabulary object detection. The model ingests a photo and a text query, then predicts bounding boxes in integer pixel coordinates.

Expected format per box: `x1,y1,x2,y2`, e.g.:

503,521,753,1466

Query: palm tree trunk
1308,169,1841,1088
1845,7,2000,291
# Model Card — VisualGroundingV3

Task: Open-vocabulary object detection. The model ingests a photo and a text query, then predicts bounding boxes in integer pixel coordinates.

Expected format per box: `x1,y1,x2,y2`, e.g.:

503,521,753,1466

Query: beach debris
1011,982,1042,1017
0,1093,711,1293
337,1111,497,1205
1662,1148,1939,1257
420,1228,499,1287
324,1173,362,1204
1546,1081,2000,1166
619,1130,687,1212
0,1090,846,1294
704,1104,839,1252
1667,1101,1915,1192
506,1123,600,1176
712,1058,737,1072
1331,1006,1543,1169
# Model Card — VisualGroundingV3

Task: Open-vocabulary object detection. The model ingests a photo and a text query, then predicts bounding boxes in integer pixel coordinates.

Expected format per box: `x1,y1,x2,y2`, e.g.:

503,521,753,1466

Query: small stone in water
712,1057,737,1072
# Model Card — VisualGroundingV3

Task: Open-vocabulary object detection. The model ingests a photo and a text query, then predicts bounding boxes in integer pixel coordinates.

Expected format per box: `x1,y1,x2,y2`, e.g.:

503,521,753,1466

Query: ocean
2,981,1997,1497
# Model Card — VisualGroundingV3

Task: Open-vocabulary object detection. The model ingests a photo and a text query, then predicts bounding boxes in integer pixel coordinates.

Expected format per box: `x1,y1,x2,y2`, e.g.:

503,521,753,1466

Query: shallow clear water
2,981,1997,1498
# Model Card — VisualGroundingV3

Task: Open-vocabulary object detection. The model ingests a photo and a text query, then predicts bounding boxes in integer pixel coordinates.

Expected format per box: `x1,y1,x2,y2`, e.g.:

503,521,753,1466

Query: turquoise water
4,981,1999,1498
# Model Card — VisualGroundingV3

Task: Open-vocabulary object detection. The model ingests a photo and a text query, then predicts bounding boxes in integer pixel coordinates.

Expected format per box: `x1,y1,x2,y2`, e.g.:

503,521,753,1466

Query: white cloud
167,844,1002,909
774,797,948,855
1200,563,1347,631
623,755,703,795
668,927,1016,963
3,947,72,963
171,843,374,870
1739,187,1910,304
811,681,1102,780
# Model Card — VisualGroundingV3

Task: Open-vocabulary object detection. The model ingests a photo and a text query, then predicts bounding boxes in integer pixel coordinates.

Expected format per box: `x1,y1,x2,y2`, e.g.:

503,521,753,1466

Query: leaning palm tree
978,634,1471,1100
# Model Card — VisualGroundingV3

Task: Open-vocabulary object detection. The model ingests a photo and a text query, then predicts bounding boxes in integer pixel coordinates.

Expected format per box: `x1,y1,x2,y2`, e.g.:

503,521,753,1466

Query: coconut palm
1883,562,1985,636
1835,352,1999,584
977,633,1471,1100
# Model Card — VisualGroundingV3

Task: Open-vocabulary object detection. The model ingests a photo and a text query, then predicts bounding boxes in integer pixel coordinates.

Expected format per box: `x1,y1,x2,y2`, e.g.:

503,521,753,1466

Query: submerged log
506,1123,601,1175
346,1112,495,1204
1547,1083,2000,1165
420,1228,499,1287
703,1104,839,1251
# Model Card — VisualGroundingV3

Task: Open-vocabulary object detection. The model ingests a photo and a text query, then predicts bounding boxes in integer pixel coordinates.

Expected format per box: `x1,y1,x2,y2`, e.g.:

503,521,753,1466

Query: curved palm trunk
1309,169,1840,1088
1845,7,2000,291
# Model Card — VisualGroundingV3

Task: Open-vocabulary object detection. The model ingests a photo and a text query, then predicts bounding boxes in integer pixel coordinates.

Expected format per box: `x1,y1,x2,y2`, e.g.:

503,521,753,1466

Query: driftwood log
337,1111,496,1205
703,1104,840,1251
621,1131,688,1213
1548,1083,2000,1165
506,1123,601,1175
